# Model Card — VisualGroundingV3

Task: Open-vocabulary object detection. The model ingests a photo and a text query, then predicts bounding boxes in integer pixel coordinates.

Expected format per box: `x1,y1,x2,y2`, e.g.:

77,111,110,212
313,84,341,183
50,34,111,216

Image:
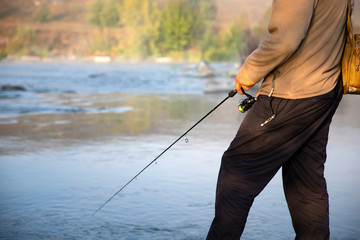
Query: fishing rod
92,88,256,216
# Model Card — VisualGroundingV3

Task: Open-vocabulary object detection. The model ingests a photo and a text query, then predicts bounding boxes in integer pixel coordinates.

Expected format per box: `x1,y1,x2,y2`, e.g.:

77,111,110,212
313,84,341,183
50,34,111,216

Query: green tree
0,49,7,60
101,0,121,27
89,0,104,26
6,26,37,56
89,0,121,27
87,29,114,55
159,0,202,52
197,0,217,22
223,12,248,60
34,0,50,22
198,26,216,59
199,27,239,61
118,0,161,58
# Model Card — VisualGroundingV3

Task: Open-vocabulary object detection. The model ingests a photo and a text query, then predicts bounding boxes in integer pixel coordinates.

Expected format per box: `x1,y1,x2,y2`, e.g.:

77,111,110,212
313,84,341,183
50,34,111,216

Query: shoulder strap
346,0,355,46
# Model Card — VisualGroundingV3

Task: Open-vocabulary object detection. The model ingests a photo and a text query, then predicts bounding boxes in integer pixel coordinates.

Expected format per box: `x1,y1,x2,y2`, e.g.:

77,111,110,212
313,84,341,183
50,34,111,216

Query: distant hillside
0,0,358,30
0,0,359,60
0,0,273,60
0,0,90,23
0,0,272,26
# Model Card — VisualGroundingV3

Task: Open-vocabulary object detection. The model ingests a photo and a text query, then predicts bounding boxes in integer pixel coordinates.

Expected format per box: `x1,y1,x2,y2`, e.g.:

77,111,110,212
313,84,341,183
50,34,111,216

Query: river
0,60,359,239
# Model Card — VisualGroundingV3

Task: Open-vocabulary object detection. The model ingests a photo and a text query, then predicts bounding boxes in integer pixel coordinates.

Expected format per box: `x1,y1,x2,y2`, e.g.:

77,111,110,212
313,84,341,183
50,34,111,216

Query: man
206,0,353,239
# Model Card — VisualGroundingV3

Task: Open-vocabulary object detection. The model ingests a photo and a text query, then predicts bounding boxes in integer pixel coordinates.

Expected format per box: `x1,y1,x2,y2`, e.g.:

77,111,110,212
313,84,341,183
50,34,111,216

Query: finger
235,81,243,94
241,85,250,91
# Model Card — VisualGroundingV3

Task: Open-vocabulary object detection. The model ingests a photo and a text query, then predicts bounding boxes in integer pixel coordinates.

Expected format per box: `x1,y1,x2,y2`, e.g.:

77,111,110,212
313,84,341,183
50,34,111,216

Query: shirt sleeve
244,0,315,84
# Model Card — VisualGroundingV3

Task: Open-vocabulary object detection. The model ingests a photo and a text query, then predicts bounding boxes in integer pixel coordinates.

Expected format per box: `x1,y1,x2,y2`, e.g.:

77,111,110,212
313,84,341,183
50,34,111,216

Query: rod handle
228,89,237,97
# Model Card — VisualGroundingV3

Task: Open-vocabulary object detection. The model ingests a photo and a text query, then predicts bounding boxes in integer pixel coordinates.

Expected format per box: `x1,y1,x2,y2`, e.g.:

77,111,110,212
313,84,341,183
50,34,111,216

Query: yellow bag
342,0,360,94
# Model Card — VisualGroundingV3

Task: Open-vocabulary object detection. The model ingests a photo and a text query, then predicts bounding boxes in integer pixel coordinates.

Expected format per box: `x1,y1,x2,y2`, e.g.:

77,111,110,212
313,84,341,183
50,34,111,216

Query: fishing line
92,88,254,216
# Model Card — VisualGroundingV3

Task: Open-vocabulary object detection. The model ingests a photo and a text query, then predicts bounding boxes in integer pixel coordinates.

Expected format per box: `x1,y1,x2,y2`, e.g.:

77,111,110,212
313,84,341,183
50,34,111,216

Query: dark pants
206,80,343,240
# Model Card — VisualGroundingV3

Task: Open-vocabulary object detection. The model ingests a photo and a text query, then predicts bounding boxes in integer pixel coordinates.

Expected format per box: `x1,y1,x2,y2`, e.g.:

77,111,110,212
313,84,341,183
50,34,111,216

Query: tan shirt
244,0,351,99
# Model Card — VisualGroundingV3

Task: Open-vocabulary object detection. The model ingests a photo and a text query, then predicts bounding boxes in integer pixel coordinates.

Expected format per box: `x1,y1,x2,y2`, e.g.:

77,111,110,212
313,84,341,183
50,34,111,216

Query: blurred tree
224,12,248,59
101,0,121,27
198,26,217,59
34,0,51,22
198,0,217,22
89,0,121,27
6,26,37,56
199,27,242,62
89,0,104,26
201,32,227,61
193,0,218,60
158,0,202,53
87,29,114,55
0,50,7,60
117,0,161,58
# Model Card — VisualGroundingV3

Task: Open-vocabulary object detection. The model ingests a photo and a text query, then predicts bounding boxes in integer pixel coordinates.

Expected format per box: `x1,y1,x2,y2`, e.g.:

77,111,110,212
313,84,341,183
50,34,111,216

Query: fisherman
206,0,353,239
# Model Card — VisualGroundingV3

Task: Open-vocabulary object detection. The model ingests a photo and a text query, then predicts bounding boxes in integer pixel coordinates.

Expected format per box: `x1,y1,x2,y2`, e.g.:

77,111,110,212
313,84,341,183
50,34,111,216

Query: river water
0,61,359,240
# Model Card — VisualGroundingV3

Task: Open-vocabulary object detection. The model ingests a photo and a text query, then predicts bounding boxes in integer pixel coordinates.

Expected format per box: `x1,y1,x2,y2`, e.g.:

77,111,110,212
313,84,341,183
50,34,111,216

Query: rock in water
1,85,26,91
193,61,215,78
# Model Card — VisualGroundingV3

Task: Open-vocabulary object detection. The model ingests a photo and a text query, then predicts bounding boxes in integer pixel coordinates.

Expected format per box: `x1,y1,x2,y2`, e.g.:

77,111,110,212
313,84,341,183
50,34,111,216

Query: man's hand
235,65,255,94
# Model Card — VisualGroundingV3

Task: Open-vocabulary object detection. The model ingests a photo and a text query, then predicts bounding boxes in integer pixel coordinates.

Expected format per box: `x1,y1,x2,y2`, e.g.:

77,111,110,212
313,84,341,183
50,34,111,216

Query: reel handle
228,88,253,98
